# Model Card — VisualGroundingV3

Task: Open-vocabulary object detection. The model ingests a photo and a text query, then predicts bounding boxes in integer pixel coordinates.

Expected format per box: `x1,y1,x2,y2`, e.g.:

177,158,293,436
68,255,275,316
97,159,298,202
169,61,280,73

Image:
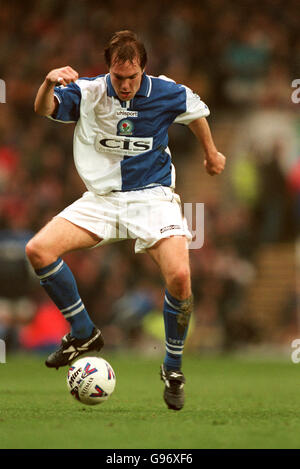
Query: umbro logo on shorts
160,225,181,233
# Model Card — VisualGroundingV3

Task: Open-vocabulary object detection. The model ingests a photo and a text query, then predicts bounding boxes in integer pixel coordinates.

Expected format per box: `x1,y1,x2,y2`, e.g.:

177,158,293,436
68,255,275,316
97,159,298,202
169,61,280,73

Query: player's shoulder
149,74,186,96
76,74,106,89
155,75,177,84
75,74,107,100
151,74,184,88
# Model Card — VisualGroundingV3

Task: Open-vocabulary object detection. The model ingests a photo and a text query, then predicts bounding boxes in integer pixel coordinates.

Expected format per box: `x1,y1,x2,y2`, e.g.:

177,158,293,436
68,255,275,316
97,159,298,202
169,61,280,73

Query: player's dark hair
104,30,147,70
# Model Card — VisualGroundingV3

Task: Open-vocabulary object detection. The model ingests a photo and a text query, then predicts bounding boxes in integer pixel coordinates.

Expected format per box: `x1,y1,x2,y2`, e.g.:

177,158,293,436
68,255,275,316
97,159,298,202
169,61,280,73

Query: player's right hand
45,66,79,87
204,151,226,176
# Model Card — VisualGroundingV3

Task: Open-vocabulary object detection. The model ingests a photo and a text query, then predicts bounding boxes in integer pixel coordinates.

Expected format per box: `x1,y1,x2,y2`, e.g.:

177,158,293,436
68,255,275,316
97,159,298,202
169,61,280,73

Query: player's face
110,57,144,101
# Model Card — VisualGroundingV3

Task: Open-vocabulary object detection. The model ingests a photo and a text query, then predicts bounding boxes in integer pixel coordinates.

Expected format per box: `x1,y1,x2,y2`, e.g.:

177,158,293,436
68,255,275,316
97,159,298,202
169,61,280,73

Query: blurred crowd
0,0,299,354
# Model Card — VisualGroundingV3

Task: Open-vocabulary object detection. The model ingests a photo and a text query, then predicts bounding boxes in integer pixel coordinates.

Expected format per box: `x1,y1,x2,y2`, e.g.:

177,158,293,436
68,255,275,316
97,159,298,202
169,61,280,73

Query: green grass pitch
0,352,300,449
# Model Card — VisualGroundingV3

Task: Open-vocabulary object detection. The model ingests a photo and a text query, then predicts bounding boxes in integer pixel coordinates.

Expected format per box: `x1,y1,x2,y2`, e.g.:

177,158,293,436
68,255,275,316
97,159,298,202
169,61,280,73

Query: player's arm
34,66,79,116
188,117,226,176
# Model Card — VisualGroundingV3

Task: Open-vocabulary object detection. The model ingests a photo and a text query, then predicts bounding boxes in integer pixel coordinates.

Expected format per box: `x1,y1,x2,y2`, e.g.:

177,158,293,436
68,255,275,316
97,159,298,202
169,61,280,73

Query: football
67,356,116,405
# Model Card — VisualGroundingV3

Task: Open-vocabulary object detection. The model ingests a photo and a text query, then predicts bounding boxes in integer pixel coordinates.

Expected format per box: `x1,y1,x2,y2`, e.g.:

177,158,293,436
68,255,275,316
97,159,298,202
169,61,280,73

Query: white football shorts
56,186,192,253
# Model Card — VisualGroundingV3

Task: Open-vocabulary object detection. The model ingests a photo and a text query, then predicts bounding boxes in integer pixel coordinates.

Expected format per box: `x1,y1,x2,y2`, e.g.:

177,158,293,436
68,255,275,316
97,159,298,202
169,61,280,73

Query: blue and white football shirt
50,73,210,194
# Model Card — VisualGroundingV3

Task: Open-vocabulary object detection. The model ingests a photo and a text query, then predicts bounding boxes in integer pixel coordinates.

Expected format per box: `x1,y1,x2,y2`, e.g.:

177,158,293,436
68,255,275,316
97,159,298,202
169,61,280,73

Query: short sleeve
49,82,82,123
174,86,210,125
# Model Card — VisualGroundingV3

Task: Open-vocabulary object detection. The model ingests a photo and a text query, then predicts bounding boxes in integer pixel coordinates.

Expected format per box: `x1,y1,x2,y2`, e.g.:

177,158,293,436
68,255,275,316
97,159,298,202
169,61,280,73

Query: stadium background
0,0,299,358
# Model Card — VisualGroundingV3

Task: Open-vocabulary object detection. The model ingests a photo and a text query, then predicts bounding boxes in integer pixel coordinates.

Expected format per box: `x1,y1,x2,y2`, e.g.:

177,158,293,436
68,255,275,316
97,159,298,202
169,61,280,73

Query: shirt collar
106,73,152,98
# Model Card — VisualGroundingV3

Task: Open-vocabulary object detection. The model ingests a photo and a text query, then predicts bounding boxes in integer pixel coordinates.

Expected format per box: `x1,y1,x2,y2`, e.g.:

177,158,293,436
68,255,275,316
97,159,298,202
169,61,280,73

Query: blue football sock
35,258,94,339
163,289,193,371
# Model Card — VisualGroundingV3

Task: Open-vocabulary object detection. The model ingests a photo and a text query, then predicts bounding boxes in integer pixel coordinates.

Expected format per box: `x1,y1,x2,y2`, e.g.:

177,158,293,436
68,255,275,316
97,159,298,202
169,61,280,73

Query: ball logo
68,366,76,378
81,362,98,378
71,388,81,401
106,363,115,380
90,384,108,398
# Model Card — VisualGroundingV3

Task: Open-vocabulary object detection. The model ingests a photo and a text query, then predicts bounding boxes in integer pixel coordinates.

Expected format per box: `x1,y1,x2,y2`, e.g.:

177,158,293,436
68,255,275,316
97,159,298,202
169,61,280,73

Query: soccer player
26,30,226,410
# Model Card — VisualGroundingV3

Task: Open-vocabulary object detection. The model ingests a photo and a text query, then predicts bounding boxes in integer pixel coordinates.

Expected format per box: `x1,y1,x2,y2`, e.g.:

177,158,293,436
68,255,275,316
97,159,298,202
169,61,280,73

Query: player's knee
25,238,47,268
167,266,191,298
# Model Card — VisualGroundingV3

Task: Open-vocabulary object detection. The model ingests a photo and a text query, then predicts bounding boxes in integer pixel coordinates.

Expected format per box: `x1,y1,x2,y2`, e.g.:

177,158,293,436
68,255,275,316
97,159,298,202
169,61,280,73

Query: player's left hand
204,151,226,176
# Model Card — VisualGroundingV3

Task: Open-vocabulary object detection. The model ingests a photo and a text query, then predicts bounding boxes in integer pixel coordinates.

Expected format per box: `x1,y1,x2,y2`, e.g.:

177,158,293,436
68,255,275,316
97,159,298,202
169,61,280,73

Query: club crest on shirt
118,119,134,136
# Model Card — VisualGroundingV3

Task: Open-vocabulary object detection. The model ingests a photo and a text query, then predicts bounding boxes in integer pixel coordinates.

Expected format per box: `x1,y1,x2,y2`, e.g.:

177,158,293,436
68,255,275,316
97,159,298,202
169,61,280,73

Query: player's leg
26,217,104,367
26,216,101,269
147,235,192,368
147,235,193,410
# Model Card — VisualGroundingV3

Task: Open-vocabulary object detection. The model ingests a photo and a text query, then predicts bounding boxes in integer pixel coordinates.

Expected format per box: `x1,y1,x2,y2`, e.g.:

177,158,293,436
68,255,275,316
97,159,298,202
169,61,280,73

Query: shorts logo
160,225,181,233
118,119,134,136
